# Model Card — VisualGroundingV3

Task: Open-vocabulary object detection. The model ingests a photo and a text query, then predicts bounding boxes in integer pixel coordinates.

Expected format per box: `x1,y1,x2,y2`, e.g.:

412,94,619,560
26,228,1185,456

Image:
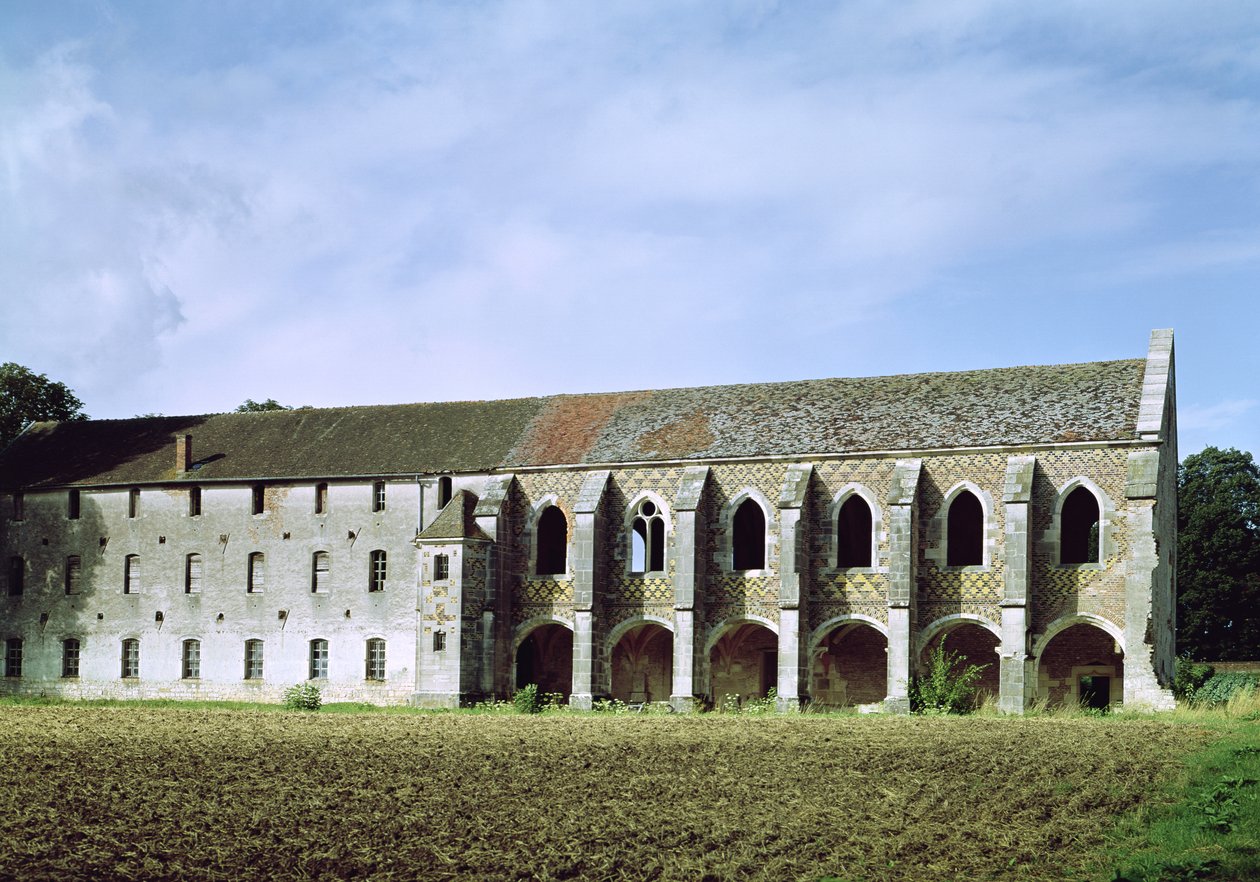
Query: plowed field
0,708,1212,881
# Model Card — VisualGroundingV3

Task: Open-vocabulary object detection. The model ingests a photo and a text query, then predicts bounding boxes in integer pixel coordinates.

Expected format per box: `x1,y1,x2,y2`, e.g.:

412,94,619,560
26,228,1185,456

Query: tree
1177,447,1260,660
235,398,290,413
0,363,87,449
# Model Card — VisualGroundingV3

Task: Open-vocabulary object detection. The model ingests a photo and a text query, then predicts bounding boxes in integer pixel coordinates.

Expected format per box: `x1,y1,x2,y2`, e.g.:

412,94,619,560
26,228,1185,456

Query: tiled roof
417,491,492,542
0,358,1148,489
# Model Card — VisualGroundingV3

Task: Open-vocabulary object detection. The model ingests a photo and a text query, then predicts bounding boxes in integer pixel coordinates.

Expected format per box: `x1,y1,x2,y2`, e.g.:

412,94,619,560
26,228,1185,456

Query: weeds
909,636,988,714
281,683,322,711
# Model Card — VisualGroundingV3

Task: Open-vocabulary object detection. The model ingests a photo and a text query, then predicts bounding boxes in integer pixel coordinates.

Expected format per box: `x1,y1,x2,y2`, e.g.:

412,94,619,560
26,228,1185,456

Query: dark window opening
836,495,873,568
434,554,450,581
433,631,446,652
244,639,264,679
732,498,766,571
186,554,203,594
128,487,140,519
189,486,202,517
1061,486,1101,565
312,551,330,593
121,638,139,678
251,484,265,515
124,555,140,594
8,557,22,597
248,552,265,593
372,481,386,513
309,639,329,679
315,483,328,515
182,639,200,679
946,491,984,567
5,638,22,678
11,493,23,521
65,556,81,595
535,506,568,576
437,476,452,509
630,499,666,573
68,489,80,520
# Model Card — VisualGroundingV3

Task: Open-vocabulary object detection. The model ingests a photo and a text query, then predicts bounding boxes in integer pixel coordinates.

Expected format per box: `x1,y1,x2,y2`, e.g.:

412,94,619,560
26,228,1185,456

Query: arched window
185,553,203,594
369,550,387,592
437,476,453,509
836,495,873,568
535,506,568,576
366,638,386,680
124,555,141,594
62,638,81,678
309,639,329,679
1061,486,1101,565
946,490,984,567
312,551,330,593
630,499,666,574
121,638,140,678
181,639,200,679
732,498,766,571
247,552,265,593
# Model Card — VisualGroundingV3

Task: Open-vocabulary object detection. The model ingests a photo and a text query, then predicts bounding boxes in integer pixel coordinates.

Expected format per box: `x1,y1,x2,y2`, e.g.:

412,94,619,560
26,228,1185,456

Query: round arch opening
811,621,887,708
515,623,573,698
1037,622,1124,709
918,622,1000,708
609,623,672,703
709,622,777,709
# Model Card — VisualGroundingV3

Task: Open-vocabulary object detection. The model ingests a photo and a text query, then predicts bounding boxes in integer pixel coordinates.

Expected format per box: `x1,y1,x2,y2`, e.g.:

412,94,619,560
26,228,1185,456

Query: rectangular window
186,554,203,594
366,638,386,680
247,553,264,593
244,639,264,679
124,555,140,594
432,631,446,653
7,557,22,597
68,489,80,520
309,639,329,679
62,638,80,678
434,553,450,581
182,639,200,679
252,484,265,515
372,481,386,512
312,552,330,593
4,638,22,677
65,556,81,595
315,483,328,515
121,638,139,678
128,487,140,518
12,493,23,521
189,486,202,517
369,550,387,592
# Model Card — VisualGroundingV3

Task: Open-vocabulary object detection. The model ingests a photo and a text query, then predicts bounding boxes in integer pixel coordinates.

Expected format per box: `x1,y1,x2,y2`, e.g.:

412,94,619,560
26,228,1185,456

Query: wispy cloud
1180,399,1258,432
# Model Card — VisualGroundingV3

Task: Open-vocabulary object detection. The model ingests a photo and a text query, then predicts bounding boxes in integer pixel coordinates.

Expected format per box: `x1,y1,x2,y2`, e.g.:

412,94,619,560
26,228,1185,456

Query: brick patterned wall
1037,623,1124,706
810,622,887,706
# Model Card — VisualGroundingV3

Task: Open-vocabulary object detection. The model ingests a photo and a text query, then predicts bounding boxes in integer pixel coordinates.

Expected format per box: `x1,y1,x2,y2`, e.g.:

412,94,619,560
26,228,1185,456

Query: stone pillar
1124,450,1176,710
671,466,709,712
473,474,515,698
776,464,812,711
999,455,1035,714
570,470,610,710
885,459,921,714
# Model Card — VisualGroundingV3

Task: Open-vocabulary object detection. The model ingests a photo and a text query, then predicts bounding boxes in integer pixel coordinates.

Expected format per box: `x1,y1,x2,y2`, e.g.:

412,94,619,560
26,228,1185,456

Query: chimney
175,434,192,473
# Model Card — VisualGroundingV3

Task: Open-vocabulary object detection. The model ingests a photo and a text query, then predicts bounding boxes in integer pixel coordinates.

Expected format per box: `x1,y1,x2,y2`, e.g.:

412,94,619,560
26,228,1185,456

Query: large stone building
0,331,1178,711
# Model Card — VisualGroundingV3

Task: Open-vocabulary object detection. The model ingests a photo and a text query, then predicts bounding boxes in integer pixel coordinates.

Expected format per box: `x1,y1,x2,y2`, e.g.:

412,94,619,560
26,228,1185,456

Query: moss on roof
0,358,1148,489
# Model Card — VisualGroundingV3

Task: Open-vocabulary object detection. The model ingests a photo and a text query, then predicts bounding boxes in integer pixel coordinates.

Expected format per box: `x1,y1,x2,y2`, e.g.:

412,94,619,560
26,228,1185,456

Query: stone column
776,464,812,711
570,470,610,710
999,455,1035,714
1124,450,1176,710
885,459,921,714
671,466,709,712
474,474,514,698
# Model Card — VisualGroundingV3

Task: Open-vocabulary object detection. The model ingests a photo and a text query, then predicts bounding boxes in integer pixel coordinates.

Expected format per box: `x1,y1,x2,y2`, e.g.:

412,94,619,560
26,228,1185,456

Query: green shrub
282,683,322,711
743,688,778,715
1193,672,1259,705
909,637,988,715
1173,657,1215,700
513,683,542,714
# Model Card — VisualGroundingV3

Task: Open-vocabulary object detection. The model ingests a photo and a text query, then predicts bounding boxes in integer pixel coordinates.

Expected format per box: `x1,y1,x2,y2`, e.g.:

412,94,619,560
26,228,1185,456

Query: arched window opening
836,496,873,568
437,476,452,509
1061,487,1101,565
535,506,568,576
630,499,665,573
181,639,200,679
312,551,330,593
946,491,983,567
732,498,766,571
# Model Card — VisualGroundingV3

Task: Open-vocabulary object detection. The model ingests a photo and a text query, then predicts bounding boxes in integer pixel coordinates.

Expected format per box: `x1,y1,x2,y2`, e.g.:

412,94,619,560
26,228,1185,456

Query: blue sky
2,1,1258,458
